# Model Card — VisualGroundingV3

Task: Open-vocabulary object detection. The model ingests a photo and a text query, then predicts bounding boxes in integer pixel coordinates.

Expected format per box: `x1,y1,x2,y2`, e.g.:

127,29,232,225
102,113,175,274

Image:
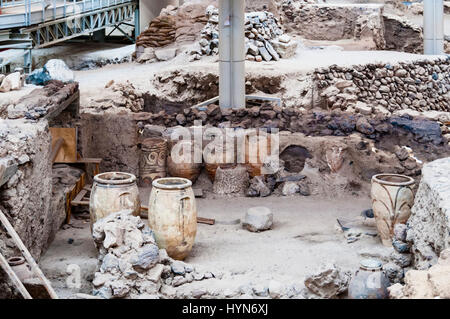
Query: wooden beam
0,210,59,299
140,206,215,225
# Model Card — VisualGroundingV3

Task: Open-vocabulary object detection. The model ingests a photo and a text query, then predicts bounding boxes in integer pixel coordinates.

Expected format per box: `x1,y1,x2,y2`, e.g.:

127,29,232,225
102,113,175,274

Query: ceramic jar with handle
147,177,197,260
90,172,140,229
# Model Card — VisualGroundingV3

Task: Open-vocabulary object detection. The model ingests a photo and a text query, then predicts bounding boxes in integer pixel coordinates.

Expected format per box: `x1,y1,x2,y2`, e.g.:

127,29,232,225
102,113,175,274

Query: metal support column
134,6,140,39
219,0,245,109
424,0,444,55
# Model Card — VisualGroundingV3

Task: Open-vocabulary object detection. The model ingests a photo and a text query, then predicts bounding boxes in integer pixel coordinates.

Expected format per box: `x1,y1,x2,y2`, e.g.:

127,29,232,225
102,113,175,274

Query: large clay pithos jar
244,132,272,178
204,132,236,182
371,173,415,247
348,259,390,299
90,172,140,228
167,139,202,183
139,138,167,186
148,177,197,260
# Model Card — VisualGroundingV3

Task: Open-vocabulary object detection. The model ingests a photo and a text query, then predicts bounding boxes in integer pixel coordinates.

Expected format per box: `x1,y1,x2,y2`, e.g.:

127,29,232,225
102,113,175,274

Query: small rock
394,223,408,242
304,263,350,298
392,240,410,254
155,48,177,61
243,206,273,232
390,251,412,268
282,181,299,196
268,280,284,298
384,262,404,284
171,260,186,275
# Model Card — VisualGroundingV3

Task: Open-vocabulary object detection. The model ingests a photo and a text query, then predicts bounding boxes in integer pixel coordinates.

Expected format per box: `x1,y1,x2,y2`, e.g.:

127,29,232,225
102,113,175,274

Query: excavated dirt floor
39,190,391,298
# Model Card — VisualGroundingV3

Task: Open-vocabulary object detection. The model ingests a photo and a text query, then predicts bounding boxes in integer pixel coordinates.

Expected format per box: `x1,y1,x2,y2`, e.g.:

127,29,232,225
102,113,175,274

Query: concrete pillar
219,0,246,109
139,0,179,33
423,0,444,55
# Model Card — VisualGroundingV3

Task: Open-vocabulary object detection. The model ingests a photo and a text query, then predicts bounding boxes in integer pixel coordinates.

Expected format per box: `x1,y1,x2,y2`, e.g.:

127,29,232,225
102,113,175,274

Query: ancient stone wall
280,2,385,48
315,57,449,114
407,157,450,270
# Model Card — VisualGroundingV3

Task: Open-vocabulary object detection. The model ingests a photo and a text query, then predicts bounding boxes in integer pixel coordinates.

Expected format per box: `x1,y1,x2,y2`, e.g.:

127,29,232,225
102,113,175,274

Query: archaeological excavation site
0,0,449,303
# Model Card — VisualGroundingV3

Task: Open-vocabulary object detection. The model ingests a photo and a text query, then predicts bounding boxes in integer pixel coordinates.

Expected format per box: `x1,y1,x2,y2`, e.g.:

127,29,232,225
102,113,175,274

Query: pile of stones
0,72,24,93
190,6,298,62
85,80,144,113
315,58,450,113
91,211,215,299
3,80,78,120
389,248,450,299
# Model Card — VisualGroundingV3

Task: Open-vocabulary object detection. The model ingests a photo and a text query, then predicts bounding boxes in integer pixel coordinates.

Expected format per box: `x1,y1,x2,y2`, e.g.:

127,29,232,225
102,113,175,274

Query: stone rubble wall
0,119,52,259
406,157,450,270
315,57,450,114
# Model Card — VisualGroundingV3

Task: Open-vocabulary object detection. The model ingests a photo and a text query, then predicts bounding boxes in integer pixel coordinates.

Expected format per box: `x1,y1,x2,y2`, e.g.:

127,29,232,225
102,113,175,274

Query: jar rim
8,256,25,266
94,172,136,185
372,173,414,187
152,177,192,190
360,258,383,271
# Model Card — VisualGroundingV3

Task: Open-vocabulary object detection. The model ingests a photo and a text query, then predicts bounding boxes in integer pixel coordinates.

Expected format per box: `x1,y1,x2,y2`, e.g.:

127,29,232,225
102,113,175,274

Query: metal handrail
1,0,134,27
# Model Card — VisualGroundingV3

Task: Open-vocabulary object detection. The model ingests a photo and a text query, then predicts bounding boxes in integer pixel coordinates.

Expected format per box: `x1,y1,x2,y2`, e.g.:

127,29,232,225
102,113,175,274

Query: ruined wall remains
0,120,52,259
280,2,385,49
407,157,450,270
383,14,423,54
315,57,449,114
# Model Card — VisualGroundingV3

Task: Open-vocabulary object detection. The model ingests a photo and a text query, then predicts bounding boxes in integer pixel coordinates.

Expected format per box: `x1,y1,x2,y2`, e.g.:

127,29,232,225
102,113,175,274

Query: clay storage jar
203,130,237,182
139,138,168,186
167,139,203,183
90,172,140,228
371,173,415,247
148,177,197,260
7,256,35,282
245,131,273,178
348,259,390,299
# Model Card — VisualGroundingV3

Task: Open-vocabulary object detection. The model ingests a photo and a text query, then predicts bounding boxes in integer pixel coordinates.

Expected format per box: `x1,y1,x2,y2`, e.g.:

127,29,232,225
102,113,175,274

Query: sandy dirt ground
39,190,393,298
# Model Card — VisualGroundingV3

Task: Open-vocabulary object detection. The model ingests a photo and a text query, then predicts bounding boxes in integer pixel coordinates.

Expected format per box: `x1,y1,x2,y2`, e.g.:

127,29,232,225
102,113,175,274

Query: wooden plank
49,127,77,163
0,210,58,299
140,205,214,225
0,252,32,299
76,158,102,164
197,217,216,225
71,189,88,207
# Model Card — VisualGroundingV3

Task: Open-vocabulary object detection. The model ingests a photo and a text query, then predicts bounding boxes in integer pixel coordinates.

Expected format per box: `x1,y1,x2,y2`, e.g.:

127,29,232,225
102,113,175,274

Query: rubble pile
91,211,216,299
85,80,144,113
316,58,450,114
190,6,298,62
388,248,450,299
0,72,24,93
2,81,78,120
137,15,177,48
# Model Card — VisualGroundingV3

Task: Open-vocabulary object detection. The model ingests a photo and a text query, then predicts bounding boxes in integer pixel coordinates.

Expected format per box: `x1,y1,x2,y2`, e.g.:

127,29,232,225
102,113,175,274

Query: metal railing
1,0,132,27
0,0,40,8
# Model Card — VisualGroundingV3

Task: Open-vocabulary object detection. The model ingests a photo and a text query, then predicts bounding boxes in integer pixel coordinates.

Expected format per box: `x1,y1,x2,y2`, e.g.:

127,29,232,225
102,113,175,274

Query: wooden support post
0,210,59,299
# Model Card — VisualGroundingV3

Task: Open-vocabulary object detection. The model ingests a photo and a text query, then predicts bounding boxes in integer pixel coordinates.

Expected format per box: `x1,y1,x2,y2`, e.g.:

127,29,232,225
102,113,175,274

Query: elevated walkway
0,0,138,72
